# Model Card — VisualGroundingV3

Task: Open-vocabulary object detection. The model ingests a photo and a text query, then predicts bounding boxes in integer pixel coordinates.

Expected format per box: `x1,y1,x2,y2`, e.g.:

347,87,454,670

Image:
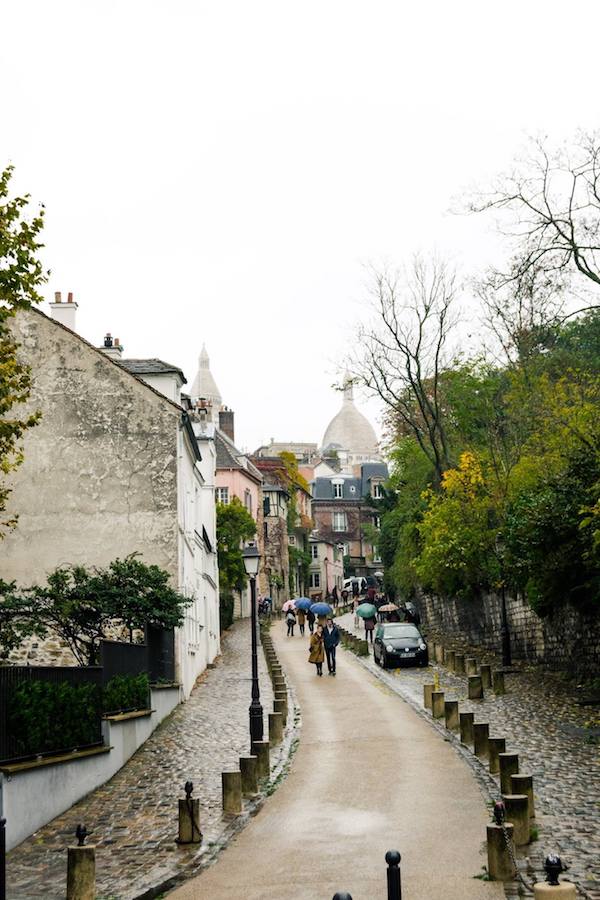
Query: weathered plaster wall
416,589,600,676
2,308,180,596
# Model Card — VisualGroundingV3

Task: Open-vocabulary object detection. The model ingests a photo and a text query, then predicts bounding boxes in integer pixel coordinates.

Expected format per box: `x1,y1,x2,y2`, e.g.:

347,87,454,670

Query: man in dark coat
322,617,340,675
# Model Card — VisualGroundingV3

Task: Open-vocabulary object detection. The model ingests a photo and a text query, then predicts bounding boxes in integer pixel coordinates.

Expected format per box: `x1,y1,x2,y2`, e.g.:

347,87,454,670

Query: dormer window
333,482,343,499
372,482,383,500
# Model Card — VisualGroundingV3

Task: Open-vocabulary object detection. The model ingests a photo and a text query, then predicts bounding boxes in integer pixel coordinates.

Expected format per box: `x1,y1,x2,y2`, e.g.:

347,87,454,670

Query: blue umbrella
294,597,312,611
310,602,332,616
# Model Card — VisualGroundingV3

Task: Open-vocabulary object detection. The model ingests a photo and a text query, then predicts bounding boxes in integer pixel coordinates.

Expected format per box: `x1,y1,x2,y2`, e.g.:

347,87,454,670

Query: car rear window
383,625,420,639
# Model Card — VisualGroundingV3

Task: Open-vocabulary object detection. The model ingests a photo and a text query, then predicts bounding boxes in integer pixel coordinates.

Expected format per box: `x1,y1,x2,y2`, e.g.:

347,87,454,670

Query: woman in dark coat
306,608,316,634
364,614,376,644
308,625,325,676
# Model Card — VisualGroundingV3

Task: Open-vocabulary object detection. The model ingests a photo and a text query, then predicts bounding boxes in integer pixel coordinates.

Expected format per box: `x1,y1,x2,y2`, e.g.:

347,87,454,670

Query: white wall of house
308,540,344,597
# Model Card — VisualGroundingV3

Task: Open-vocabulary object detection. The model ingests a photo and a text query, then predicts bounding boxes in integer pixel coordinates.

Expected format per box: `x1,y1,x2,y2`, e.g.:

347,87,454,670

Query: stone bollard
431,690,445,718
222,770,243,815
493,670,506,695
274,698,287,726
239,755,258,796
178,785,202,844
268,711,283,745
435,643,444,664
534,884,577,898
511,774,535,818
358,639,370,656
468,675,484,700
459,711,474,745
444,649,455,671
480,664,492,690
486,823,515,881
252,739,271,779
423,683,434,710
499,752,519,795
465,657,478,676
473,722,490,758
488,737,506,775
273,677,286,692
444,700,459,732
67,845,96,900
502,794,530,846
454,653,465,674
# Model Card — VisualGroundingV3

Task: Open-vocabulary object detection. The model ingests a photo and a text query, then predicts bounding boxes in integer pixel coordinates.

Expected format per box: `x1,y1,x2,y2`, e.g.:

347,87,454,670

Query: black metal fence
0,665,103,765
99,640,149,684
146,626,175,682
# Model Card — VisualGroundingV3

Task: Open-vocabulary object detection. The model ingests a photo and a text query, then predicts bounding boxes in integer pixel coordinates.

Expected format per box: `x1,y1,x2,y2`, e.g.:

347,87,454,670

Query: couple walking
308,618,340,676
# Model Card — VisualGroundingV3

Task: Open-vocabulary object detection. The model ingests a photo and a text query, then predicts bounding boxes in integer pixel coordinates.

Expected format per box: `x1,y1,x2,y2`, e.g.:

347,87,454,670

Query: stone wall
416,589,600,676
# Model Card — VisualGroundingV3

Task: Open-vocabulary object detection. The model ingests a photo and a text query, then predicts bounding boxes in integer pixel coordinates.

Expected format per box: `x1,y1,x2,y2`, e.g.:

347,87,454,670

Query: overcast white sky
3,1,600,451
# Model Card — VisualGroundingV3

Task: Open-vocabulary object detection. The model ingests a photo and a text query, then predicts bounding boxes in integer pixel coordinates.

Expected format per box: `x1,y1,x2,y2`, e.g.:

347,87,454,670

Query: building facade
307,537,344,600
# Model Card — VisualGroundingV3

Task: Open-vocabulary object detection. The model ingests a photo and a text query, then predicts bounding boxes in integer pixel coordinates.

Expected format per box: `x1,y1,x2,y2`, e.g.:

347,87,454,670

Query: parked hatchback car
373,623,429,668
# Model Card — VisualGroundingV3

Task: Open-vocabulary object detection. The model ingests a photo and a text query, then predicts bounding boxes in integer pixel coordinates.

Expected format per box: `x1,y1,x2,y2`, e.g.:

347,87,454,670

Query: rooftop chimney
219,407,235,443
100,332,124,360
49,290,78,331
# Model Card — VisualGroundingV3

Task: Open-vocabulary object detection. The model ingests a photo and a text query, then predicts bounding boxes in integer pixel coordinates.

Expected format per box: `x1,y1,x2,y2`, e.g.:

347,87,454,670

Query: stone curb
130,637,301,900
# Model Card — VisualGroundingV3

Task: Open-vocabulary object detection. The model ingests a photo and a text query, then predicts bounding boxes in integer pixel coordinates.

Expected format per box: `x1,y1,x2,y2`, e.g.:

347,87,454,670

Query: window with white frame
216,486,229,504
372,482,383,500
373,515,381,529
244,489,252,515
310,544,318,559
333,481,343,499
332,511,347,532
373,545,382,562
309,572,321,588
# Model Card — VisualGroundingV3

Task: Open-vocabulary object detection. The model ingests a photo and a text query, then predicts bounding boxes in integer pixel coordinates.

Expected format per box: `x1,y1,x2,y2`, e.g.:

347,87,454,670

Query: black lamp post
242,542,263,745
495,534,512,668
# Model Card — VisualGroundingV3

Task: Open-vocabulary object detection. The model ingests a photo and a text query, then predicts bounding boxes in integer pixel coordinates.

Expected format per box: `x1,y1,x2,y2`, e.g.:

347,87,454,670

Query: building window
216,486,229,504
244,489,252,515
372,482,383,500
333,482,343,499
310,544,318,559
342,542,350,556
288,534,296,545
332,511,347,532
263,496,271,516
373,515,381,529
310,572,321,588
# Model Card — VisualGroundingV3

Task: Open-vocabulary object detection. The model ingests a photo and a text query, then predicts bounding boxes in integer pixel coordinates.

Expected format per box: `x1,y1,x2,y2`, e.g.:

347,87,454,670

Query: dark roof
118,358,187,384
360,463,388,496
215,431,262,483
311,462,388,501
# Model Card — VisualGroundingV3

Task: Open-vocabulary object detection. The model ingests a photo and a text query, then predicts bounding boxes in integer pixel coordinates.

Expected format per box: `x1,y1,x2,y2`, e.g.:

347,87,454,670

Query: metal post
332,894,353,900
385,849,401,900
500,581,512,667
0,817,6,900
249,575,264,745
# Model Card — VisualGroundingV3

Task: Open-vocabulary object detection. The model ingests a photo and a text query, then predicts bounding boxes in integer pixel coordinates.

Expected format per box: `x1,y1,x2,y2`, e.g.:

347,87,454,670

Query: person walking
364,613,376,644
323,617,340,675
306,608,315,634
308,624,325,676
296,608,306,636
286,608,296,637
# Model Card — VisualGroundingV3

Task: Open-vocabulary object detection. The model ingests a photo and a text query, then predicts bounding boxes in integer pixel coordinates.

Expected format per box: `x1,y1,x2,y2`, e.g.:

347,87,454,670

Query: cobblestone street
6,621,275,900
338,613,600,899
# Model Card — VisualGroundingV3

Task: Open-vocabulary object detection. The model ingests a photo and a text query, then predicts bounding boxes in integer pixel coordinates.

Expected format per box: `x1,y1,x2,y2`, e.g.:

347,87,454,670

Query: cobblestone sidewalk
7,621,274,900
338,613,600,899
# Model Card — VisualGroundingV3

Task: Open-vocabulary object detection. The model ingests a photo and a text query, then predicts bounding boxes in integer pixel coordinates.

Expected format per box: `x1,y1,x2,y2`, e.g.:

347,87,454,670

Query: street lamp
242,542,263,745
494,533,512,668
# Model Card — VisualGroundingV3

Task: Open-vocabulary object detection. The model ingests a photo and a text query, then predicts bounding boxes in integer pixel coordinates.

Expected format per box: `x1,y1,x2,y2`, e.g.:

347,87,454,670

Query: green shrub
8,679,102,757
102,673,149,714
219,592,234,631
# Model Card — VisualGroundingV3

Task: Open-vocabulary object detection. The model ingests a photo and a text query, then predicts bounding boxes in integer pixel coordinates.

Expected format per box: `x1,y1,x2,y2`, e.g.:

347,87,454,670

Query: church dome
321,378,379,458
190,344,222,406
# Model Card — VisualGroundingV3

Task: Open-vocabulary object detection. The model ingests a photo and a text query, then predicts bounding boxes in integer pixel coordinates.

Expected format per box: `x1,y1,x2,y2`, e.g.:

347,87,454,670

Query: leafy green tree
0,165,47,535
216,496,256,593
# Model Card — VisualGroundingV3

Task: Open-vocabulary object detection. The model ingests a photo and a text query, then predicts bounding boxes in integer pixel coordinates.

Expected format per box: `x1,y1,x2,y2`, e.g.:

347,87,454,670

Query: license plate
403,651,416,657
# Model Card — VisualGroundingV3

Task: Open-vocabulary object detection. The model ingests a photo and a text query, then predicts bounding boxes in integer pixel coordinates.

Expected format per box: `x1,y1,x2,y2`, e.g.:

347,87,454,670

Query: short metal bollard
0,817,6,900
385,849,402,900
332,893,353,900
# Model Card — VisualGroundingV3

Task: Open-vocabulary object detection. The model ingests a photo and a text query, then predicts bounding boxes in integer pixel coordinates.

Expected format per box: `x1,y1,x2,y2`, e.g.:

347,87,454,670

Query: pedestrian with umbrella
310,601,333,628
308,624,325,676
356,602,378,644
294,597,311,636
306,607,315,634
284,603,297,637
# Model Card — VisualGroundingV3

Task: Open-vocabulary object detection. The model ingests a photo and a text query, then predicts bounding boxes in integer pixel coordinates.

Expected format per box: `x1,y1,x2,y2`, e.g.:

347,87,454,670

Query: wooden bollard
274,697,287,726
502,794,530,845
465,657,478,675
480,664,492,690
66,845,96,900
239,755,258,796
252,739,270,779
511,774,535,818
454,653,465,674
178,797,202,844
488,737,506,774
444,700,459,732
493,670,506,695
222,770,242,815
444,649,455,671
435,643,444,664
273,676,286,692
459,711,474,745
268,711,283,744
423,683,434,710
486,823,515,881
499,752,519,794
468,675,483,700
431,690,445,718
473,722,489,758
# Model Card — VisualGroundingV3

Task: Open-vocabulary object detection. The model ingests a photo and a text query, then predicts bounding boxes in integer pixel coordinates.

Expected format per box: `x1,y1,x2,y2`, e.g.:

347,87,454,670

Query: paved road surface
171,624,503,900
